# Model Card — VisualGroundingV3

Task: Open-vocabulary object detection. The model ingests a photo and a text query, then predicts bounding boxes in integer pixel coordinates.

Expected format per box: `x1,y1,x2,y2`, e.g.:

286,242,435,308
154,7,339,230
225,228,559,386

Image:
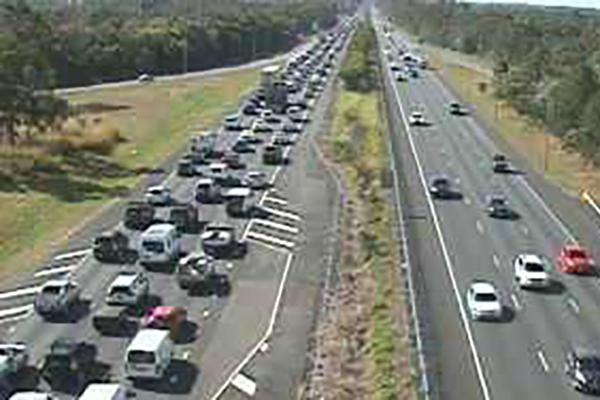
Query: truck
123,201,155,231
0,344,28,387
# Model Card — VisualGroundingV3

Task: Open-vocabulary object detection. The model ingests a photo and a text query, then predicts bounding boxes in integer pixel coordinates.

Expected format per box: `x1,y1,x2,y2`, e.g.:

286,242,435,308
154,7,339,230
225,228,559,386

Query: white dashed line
520,225,529,236
0,286,41,300
252,219,299,234
264,196,287,206
246,231,294,249
231,373,257,397
464,197,471,205
53,249,90,261
0,305,33,319
567,297,580,314
537,350,550,373
476,220,484,234
492,255,500,269
34,264,77,278
260,206,301,221
511,294,522,311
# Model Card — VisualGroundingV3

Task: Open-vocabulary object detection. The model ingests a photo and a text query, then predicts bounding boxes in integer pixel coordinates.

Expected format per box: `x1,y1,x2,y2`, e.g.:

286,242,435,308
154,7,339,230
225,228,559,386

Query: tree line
0,0,341,143
383,0,600,165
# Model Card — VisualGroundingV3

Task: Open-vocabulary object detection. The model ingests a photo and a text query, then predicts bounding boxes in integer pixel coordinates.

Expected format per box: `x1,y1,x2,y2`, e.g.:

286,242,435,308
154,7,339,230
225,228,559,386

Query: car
242,104,260,116
140,306,187,339
486,194,513,219
514,254,550,289
283,122,302,134
492,154,511,173
272,134,295,147
222,152,246,170
93,230,130,263
395,72,407,82
138,74,154,83
106,270,149,307
466,281,502,321
145,186,171,206
231,139,255,154
253,119,273,133
265,114,282,125
390,63,401,72
41,339,101,385
429,175,454,199
408,68,419,78
409,110,426,126
243,171,269,190
238,132,263,145
176,251,216,290
449,102,468,116
201,223,247,258
176,159,196,177
566,349,600,393
34,280,81,317
557,245,596,274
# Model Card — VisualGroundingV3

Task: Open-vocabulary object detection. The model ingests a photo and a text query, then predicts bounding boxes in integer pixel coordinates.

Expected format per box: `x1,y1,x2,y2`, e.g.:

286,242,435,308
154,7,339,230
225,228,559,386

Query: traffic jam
0,19,355,400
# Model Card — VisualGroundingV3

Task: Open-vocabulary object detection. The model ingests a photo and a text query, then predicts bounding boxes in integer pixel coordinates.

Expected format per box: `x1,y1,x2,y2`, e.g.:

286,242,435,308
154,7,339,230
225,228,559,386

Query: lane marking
492,255,500,269
537,350,550,373
242,220,255,242
0,305,33,319
269,167,283,185
386,48,493,400
231,373,257,397
520,225,529,236
464,197,471,205
0,286,41,301
264,196,287,206
567,297,580,314
476,220,484,234
53,249,90,261
252,219,299,234
511,294,521,311
246,231,294,249
34,265,77,278
260,206,301,221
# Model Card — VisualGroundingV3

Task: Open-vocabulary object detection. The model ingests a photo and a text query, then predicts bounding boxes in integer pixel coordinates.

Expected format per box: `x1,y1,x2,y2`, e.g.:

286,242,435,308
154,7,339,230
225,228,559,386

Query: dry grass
0,68,260,284
427,47,600,198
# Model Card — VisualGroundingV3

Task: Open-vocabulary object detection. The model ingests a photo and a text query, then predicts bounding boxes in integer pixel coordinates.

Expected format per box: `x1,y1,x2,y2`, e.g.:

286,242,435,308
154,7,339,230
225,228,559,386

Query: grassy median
0,68,260,281
315,22,414,400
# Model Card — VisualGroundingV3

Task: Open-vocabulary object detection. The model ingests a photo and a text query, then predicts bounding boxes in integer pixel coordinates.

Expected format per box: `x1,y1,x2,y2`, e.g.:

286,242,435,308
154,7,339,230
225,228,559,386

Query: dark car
566,349,600,393
449,102,468,116
429,176,454,199
93,230,130,263
41,339,98,383
492,154,511,173
177,159,196,177
486,195,512,219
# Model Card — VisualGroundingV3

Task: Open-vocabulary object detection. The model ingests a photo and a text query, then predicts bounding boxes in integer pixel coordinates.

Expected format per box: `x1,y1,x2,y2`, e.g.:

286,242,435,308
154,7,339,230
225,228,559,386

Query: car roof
147,185,167,191
127,329,170,352
142,223,176,236
470,281,496,294
43,279,71,287
519,254,543,264
110,273,139,288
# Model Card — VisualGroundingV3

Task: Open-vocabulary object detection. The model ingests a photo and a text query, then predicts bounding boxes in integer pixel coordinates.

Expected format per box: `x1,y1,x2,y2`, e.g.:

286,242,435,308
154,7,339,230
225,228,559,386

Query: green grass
0,68,260,282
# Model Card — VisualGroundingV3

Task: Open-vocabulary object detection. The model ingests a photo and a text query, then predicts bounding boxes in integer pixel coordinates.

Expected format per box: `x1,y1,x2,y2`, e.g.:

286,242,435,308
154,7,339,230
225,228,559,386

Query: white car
243,171,269,189
145,186,171,205
467,281,502,320
514,254,550,289
409,111,426,126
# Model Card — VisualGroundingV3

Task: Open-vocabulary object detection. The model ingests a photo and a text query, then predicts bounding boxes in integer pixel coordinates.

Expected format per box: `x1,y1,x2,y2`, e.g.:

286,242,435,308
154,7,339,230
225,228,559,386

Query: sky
465,0,600,9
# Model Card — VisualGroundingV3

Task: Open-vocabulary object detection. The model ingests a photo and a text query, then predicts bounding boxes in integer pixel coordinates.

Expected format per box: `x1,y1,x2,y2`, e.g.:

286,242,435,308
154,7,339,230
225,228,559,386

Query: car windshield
490,198,506,206
42,285,62,295
567,249,587,259
474,293,497,302
142,241,164,253
524,262,544,272
109,286,132,297
127,350,155,364
579,356,600,370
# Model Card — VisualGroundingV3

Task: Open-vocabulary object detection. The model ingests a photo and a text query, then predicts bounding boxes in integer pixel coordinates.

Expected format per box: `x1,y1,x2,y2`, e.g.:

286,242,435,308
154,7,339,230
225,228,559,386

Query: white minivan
138,223,181,264
125,329,173,380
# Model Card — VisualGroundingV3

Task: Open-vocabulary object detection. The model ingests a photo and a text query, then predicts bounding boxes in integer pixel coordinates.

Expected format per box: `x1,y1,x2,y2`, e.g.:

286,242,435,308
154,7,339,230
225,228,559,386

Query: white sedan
145,185,171,205
467,281,503,321
514,254,550,289
409,111,426,126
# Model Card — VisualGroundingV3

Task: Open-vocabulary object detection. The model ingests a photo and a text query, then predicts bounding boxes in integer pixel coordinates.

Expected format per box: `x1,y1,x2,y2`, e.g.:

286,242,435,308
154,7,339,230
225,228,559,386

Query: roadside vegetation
316,22,414,400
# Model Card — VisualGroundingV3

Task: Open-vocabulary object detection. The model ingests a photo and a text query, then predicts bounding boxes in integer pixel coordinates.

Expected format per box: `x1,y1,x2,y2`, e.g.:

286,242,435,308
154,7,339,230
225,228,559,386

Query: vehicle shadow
188,274,231,298
499,306,516,323
142,261,176,274
532,280,565,295
44,299,92,323
173,321,198,344
132,360,198,394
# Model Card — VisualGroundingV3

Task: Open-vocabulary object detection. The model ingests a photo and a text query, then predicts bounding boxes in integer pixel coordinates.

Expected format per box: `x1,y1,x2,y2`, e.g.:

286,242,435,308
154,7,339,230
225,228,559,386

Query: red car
140,306,187,338
557,245,596,274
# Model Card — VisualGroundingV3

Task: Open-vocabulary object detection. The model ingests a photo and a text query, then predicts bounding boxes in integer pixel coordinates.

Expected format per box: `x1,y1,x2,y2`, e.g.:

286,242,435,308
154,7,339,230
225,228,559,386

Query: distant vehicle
93,230,130,263
565,349,600,393
137,74,154,83
224,114,245,131
390,63,401,72
514,254,550,289
466,281,502,321
176,251,216,290
41,339,99,385
222,152,246,169
92,304,136,336
449,102,468,116
168,203,198,232
195,178,221,203
253,119,273,133
125,329,173,380
492,154,511,173
145,186,171,206
429,175,454,199
557,245,596,274
140,306,187,339
176,159,195,177
0,344,28,384
263,145,284,165
242,103,260,116
123,201,155,231
34,280,81,317
395,72,407,82
238,132,263,145
272,134,295,147
409,110,426,126
243,171,269,190
283,122,302,134
106,271,149,307
138,224,181,264
486,195,513,219
201,223,247,258
408,68,419,79
231,139,254,154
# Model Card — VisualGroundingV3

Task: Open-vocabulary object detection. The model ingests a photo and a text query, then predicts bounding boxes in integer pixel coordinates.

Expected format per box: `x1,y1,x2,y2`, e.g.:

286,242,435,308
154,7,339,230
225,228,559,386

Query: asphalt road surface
375,10,600,400
0,20,355,400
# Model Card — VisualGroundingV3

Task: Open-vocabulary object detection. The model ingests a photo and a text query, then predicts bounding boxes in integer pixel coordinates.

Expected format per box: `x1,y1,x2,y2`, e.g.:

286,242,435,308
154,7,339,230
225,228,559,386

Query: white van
125,329,173,380
78,384,129,400
138,223,180,264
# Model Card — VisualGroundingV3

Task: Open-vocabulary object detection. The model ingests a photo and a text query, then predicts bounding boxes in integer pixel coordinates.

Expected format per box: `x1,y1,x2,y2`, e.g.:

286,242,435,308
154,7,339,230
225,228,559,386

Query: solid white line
260,206,301,221
246,231,294,249
567,297,580,314
476,220,484,234
34,265,77,278
386,52,493,400
210,253,295,400
582,191,600,217
253,219,299,234
264,196,288,206
241,220,254,242
537,350,550,373
53,249,90,261
231,373,257,397
269,167,283,185
511,294,521,311
0,305,33,319
492,254,500,269
0,286,41,300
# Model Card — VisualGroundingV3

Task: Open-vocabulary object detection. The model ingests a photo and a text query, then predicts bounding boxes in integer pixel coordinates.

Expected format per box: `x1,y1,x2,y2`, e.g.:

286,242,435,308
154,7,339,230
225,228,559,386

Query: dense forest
0,0,342,142
383,0,600,165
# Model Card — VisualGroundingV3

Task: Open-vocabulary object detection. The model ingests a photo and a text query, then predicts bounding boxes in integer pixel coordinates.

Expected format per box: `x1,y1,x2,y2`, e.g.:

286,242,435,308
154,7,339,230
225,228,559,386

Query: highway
375,10,600,400
0,19,355,400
